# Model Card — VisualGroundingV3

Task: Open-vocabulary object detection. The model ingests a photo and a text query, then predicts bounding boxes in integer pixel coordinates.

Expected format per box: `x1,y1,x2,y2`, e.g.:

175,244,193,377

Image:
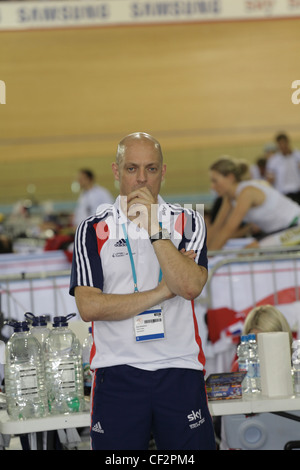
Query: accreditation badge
134,306,165,342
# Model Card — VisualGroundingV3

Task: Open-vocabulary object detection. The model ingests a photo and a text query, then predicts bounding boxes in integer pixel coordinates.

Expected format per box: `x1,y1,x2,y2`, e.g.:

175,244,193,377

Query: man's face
112,140,166,200
77,172,90,190
277,138,290,155
209,170,234,197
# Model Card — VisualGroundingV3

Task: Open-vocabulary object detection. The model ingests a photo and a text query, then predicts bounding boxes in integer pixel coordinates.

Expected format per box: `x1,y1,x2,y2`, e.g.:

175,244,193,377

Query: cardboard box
206,372,247,400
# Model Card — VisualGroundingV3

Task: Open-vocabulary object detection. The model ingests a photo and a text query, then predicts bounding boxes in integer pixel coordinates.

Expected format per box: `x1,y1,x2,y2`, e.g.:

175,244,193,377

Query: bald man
70,132,215,451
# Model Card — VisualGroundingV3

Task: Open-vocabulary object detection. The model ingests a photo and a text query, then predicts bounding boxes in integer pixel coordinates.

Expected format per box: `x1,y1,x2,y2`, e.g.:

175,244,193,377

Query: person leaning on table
207,156,300,250
231,305,293,372
218,305,294,450
243,304,293,346
69,132,216,450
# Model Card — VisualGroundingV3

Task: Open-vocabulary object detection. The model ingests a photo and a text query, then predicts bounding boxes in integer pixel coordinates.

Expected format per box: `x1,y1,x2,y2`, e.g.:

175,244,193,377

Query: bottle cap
25,312,48,327
52,313,76,328
9,321,29,333
33,316,48,326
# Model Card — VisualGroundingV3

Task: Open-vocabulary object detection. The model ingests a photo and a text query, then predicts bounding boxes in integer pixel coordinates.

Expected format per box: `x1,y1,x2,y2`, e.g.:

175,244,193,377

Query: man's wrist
150,228,171,244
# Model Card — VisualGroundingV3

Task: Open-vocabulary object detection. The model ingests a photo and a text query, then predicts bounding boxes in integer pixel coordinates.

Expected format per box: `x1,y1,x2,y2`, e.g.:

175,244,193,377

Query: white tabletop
0,409,90,435
1,393,300,436
208,392,300,416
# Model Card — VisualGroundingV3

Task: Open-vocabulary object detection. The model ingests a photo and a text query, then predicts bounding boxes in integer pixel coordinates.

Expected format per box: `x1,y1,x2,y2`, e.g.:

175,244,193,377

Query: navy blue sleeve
69,218,104,296
178,210,208,270
197,227,208,270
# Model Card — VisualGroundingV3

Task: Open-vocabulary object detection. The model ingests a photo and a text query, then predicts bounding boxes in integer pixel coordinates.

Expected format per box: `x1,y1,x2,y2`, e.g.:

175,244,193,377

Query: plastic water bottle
44,314,85,414
82,326,93,396
292,340,300,395
25,312,50,348
237,335,250,394
4,321,48,420
248,334,261,393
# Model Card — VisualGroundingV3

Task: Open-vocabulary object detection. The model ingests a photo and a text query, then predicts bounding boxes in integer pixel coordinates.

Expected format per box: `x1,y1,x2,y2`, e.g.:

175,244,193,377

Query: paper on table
258,332,293,397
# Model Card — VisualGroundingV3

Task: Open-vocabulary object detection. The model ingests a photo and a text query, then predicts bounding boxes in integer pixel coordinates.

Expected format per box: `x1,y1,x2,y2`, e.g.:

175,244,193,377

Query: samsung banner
0,0,300,31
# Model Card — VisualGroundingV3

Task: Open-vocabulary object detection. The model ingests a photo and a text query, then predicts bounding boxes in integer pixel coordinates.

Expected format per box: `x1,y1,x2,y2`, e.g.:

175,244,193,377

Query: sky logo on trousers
187,409,205,429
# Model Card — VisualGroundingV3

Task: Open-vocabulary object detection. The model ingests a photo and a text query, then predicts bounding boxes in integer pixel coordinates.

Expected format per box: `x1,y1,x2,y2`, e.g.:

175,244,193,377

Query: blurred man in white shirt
73,169,114,226
266,133,300,204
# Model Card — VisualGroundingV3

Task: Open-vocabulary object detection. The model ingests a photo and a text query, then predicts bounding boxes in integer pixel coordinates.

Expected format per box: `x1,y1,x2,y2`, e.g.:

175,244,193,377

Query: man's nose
136,168,147,183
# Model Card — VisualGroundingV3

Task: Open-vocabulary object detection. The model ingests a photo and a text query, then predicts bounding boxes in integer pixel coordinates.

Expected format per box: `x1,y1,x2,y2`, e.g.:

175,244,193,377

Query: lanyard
122,223,162,293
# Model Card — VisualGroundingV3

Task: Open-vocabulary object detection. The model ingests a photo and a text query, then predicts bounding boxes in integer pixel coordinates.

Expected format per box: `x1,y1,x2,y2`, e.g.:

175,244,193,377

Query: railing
0,269,72,323
202,245,300,310
1,245,300,328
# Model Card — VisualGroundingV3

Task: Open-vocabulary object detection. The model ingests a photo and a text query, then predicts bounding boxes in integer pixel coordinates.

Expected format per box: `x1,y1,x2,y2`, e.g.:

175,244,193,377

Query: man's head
276,133,291,155
78,169,95,191
112,132,166,199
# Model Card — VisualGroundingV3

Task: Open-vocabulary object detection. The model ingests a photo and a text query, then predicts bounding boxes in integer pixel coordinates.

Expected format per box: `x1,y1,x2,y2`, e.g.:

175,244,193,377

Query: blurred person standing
250,142,277,181
250,156,267,180
73,169,114,226
263,141,277,160
266,133,300,204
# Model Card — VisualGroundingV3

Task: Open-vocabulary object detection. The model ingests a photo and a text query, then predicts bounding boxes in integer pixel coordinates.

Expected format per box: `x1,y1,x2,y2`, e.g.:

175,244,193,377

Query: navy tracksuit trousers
90,365,216,450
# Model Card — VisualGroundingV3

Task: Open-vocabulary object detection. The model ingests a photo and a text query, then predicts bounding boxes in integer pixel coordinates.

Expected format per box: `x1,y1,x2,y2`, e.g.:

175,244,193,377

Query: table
1,394,300,450
208,393,300,416
0,410,90,436
2,394,300,433
0,410,90,449
208,393,300,450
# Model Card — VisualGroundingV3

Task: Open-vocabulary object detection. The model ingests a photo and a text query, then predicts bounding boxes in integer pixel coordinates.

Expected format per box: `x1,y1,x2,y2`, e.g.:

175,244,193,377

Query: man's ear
112,162,120,181
161,164,167,182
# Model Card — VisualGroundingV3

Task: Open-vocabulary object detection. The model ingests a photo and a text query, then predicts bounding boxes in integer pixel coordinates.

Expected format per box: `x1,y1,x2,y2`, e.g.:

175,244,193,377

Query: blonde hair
243,305,293,348
210,156,250,182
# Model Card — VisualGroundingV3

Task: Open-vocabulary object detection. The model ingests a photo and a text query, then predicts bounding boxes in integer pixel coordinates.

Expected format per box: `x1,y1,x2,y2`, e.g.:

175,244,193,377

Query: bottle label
248,362,259,379
19,366,39,398
83,362,92,386
58,361,76,392
238,361,248,372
